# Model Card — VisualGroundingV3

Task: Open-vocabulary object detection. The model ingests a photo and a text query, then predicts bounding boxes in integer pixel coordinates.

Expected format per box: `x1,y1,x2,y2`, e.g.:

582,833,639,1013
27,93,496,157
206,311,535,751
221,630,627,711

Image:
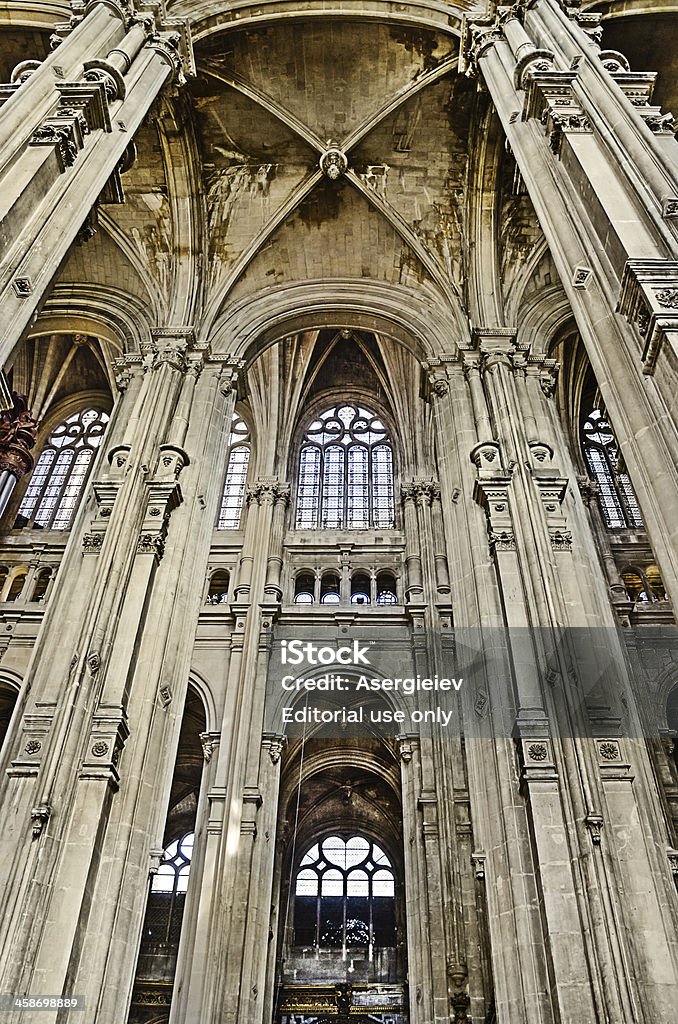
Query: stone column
0,334,241,1023
0,11,191,368
0,1,129,167
430,352,558,1023
473,325,678,1024
177,464,289,1024
461,1,678,611
400,482,424,602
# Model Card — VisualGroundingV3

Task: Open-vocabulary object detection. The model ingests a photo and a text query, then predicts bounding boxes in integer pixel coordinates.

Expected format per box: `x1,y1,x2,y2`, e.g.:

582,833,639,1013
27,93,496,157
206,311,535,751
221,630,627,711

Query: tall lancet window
295,404,394,529
16,408,109,530
581,408,643,529
217,414,251,529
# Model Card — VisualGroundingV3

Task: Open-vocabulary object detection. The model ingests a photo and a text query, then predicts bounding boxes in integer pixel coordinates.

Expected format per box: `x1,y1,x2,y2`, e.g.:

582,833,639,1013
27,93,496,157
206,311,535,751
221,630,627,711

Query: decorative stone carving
200,731,220,763
319,148,348,180
597,50,630,75
446,957,467,989
158,685,172,708
572,266,593,288
450,990,471,1023
598,740,621,762
470,440,501,470
10,60,42,84
157,443,189,480
539,368,557,398
148,30,189,86
30,122,80,171
549,524,572,550
396,736,415,763
30,803,51,839
528,440,554,464
262,733,286,765
474,690,489,716
576,474,599,506
247,479,290,506
82,533,103,553
91,741,108,757
585,812,603,845
0,393,37,480
137,533,165,559
617,260,678,373
489,529,516,552
471,851,486,880
655,288,678,308
11,277,33,297
24,739,42,755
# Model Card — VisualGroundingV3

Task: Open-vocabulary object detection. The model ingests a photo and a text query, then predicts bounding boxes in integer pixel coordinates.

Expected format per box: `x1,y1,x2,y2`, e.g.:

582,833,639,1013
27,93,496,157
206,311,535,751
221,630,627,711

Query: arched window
5,570,27,602
145,832,194,948
217,415,251,530
320,572,341,604
351,571,371,605
376,571,398,605
294,572,316,604
16,408,109,530
294,835,396,951
295,404,395,530
31,568,53,603
206,569,229,604
581,409,643,530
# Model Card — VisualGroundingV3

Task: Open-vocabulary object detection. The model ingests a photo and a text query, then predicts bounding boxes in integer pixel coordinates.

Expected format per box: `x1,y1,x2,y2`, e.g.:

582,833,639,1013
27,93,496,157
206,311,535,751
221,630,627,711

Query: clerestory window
294,834,396,951
16,408,109,530
217,415,251,530
295,404,394,530
581,408,643,530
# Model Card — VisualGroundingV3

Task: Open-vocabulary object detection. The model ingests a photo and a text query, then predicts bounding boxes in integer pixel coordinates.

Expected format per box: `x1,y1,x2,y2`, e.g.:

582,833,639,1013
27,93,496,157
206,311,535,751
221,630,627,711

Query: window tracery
16,408,109,530
581,408,643,529
294,834,396,951
217,415,251,530
295,404,395,530
144,832,195,949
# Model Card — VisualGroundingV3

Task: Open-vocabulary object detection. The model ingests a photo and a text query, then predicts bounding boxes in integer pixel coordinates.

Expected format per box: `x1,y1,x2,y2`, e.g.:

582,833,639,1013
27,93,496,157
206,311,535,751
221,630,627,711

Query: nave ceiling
1,5,675,354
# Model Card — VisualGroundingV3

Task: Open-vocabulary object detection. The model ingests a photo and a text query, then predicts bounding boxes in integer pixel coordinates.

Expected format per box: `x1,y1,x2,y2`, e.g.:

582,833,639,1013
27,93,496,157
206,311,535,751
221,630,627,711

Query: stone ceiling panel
196,21,456,143
228,178,435,302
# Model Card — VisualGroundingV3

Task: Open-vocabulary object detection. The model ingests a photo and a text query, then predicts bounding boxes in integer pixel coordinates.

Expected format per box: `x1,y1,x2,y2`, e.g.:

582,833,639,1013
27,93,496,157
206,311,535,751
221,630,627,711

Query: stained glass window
295,405,395,529
581,409,643,530
217,415,251,529
16,408,109,530
294,835,396,950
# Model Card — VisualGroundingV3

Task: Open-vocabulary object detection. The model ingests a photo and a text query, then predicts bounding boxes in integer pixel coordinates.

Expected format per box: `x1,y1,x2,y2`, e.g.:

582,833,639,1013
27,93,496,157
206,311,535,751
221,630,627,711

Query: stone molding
617,260,678,374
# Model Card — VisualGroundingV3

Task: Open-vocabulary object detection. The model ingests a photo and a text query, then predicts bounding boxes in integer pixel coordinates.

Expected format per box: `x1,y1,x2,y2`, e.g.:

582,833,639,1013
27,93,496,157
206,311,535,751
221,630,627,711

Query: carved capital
247,478,287,506
30,802,51,839
200,731,220,763
585,811,604,845
262,732,286,765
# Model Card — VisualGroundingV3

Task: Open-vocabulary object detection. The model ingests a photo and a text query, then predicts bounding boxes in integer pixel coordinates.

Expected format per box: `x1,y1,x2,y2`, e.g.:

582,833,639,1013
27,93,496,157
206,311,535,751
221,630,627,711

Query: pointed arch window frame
294,402,396,531
293,833,396,951
217,413,252,530
16,407,109,531
581,408,643,530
